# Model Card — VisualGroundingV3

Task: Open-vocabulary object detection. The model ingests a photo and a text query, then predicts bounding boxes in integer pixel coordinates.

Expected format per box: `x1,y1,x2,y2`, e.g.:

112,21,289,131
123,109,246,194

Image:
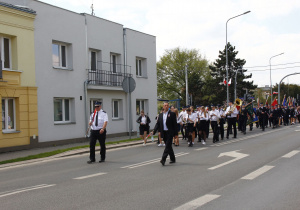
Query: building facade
0,0,157,151
0,2,38,150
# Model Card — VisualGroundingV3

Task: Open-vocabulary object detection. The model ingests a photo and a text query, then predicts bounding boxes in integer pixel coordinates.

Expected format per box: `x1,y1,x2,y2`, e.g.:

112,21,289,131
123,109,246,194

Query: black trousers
240,116,247,133
211,121,219,142
227,117,237,138
162,131,175,162
219,119,224,139
90,130,106,161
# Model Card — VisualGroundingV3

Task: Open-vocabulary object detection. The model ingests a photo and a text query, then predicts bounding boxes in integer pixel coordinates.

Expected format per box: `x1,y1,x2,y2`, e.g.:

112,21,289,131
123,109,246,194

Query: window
136,100,145,115
112,100,119,119
111,54,117,73
0,37,11,69
52,43,67,68
90,51,97,71
54,98,70,123
2,98,15,131
136,59,142,76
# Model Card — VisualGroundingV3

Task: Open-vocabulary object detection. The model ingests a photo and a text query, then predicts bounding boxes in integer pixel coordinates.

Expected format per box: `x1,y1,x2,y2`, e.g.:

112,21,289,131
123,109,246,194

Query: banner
246,102,256,125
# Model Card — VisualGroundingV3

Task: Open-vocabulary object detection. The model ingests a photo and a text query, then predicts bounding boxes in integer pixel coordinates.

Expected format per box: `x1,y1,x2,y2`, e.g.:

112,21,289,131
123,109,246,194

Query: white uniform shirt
90,109,108,130
199,112,208,121
141,116,147,124
186,112,197,124
210,109,220,121
219,109,225,118
225,106,239,118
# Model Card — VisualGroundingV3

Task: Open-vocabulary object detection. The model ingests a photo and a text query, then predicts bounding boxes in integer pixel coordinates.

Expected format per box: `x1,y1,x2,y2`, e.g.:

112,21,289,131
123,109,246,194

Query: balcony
87,61,132,87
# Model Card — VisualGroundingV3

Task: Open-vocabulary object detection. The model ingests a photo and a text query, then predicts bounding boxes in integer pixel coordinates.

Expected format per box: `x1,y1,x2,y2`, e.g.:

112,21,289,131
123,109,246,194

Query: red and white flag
223,78,227,85
228,79,232,86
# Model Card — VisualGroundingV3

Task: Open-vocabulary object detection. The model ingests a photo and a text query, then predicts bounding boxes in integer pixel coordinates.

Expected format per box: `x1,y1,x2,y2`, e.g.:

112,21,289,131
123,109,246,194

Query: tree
157,47,211,106
209,42,257,104
273,82,300,103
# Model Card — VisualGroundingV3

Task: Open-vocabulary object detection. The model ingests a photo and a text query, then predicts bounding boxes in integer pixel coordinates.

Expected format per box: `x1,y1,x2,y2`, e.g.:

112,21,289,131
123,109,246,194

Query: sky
40,0,300,87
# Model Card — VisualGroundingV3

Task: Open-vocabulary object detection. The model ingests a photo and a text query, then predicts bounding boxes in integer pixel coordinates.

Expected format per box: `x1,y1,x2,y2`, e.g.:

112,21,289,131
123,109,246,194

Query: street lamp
226,11,251,104
269,52,284,104
234,68,246,100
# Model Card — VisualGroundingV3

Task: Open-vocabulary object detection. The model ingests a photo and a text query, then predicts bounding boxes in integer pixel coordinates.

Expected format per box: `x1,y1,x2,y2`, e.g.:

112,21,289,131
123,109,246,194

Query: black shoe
160,160,165,166
99,160,105,163
233,136,237,138
221,138,223,140
190,143,193,147
87,160,95,164
169,160,176,164
226,136,229,139
243,132,246,135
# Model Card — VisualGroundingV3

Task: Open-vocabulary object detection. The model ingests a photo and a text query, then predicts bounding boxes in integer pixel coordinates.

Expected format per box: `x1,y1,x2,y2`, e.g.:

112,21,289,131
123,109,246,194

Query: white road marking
174,194,220,210
282,150,300,158
241,165,274,180
73,172,107,180
0,184,56,198
294,130,300,132
121,152,189,169
208,150,249,170
194,147,208,151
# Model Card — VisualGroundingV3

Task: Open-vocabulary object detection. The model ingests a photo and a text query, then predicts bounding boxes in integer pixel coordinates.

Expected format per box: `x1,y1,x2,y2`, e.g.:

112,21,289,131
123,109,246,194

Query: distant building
0,0,157,151
0,2,38,150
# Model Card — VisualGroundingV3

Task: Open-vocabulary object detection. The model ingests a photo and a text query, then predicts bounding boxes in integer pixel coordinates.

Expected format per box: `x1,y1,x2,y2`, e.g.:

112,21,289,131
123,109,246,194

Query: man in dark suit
152,102,178,166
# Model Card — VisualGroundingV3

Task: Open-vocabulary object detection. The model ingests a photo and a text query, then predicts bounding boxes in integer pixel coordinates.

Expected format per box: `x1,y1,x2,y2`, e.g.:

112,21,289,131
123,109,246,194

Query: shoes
233,136,237,138
87,160,95,164
143,143,146,146
169,160,176,164
99,160,105,163
226,136,229,139
221,138,223,140
160,160,165,166
158,144,163,147
163,144,166,146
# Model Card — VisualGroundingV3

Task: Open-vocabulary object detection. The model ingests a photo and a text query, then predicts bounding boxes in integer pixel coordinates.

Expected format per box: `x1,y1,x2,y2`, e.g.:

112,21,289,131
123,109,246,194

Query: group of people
86,99,300,166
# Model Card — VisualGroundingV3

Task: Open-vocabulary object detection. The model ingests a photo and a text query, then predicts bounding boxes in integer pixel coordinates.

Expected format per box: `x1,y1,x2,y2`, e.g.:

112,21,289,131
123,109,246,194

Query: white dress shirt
163,111,168,131
90,109,108,130
210,109,220,121
225,106,239,118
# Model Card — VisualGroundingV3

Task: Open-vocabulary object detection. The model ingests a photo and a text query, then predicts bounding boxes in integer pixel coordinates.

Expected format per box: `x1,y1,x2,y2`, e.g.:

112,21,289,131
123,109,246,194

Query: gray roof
0,1,36,14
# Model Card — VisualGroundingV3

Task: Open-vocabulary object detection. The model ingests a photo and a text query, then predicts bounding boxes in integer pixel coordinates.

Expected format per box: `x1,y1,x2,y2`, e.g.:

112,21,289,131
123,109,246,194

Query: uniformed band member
218,105,226,140
210,105,220,143
87,101,108,164
185,108,196,147
225,100,239,138
239,104,250,134
152,102,177,166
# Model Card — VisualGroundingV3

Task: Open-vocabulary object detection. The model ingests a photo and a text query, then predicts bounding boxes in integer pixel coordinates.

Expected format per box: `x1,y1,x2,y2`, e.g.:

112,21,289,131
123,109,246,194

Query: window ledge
112,118,124,121
53,67,73,71
2,130,21,134
54,122,76,125
136,76,148,79
2,69,23,73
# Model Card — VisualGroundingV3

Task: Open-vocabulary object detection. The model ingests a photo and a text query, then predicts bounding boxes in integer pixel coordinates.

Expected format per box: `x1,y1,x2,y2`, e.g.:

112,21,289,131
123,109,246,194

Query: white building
3,0,157,147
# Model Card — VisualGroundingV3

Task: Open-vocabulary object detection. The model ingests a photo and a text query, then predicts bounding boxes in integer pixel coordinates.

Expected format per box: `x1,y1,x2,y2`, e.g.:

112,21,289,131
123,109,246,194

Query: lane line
121,152,189,169
241,165,274,180
174,194,220,210
194,147,208,151
0,184,56,198
282,150,300,158
73,172,107,180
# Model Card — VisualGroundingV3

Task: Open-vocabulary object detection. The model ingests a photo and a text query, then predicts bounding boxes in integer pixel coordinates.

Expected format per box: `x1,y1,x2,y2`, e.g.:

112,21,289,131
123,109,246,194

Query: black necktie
95,112,98,126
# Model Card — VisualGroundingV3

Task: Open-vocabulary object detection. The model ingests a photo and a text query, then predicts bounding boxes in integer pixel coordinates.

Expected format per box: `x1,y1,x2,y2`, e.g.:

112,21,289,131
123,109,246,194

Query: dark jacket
136,115,151,125
153,111,178,138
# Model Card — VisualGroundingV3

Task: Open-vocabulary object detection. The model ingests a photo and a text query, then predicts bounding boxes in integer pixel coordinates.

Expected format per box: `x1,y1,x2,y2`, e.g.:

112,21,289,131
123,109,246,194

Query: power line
244,61,300,69
247,65,300,72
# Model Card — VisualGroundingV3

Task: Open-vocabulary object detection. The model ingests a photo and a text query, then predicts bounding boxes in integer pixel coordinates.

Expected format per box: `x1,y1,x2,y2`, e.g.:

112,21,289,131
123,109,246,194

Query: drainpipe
84,14,89,136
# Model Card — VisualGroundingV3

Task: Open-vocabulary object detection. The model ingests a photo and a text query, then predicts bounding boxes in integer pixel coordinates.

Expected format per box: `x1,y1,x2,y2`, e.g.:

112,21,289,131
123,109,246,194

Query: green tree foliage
157,47,211,106
209,42,257,104
273,82,300,103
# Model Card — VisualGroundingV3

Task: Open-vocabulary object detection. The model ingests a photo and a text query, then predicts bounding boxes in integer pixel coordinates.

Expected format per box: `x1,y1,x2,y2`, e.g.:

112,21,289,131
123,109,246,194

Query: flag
228,79,232,86
265,94,269,105
288,96,291,106
257,98,260,106
245,102,254,125
223,78,227,85
271,97,278,106
273,91,278,95
283,95,287,106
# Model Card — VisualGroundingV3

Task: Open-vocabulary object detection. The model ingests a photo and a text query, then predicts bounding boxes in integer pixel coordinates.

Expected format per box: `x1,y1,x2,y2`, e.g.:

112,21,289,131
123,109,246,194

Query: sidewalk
0,135,146,162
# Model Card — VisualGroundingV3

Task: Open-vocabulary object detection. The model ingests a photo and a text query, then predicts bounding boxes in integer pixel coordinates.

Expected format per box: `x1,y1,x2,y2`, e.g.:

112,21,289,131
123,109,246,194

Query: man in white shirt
210,105,220,143
179,106,187,140
87,101,108,164
225,100,239,139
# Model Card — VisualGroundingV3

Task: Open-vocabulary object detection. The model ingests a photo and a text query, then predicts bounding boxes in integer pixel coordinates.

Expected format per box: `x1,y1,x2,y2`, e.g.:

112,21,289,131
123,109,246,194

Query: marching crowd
137,101,300,147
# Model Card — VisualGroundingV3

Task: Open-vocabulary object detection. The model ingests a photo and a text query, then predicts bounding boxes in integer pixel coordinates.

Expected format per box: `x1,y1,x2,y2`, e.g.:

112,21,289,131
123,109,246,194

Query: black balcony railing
87,62,132,87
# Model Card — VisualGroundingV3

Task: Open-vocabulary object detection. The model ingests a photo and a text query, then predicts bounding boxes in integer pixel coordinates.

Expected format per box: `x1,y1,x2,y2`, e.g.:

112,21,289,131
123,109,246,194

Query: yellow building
0,2,38,151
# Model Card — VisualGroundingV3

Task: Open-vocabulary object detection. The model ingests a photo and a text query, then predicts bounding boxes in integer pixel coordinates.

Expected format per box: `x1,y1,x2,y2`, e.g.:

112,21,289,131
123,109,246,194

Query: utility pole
185,65,188,106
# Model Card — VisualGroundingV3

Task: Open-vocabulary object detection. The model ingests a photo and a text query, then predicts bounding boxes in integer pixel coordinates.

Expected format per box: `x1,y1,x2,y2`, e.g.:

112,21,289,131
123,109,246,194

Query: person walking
136,110,151,146
87,101,108,164
225,100,239,139
152,102,177,166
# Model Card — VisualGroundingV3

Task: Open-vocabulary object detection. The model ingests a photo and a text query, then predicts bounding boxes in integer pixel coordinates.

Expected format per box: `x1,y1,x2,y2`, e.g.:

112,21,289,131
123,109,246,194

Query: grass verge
0,136,156,165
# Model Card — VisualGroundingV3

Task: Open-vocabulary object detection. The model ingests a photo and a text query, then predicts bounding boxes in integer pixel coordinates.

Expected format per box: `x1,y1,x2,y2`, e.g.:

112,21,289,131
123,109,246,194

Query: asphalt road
1,125,300,210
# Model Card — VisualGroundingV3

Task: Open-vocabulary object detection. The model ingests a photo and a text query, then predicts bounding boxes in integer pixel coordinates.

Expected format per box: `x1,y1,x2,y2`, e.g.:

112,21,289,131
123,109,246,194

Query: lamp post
234,68,246,100
269,52,284,104
226,11,251,104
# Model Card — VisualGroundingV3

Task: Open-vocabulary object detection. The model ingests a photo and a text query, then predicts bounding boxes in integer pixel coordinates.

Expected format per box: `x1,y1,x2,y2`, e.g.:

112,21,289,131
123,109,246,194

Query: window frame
2,98,16,132
90,50,97,71
0,37,12,70
52,42,68,69
136,59,142,76
54,98,71,123
136,100,145,115
111,54,117,74
112,99,119,119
